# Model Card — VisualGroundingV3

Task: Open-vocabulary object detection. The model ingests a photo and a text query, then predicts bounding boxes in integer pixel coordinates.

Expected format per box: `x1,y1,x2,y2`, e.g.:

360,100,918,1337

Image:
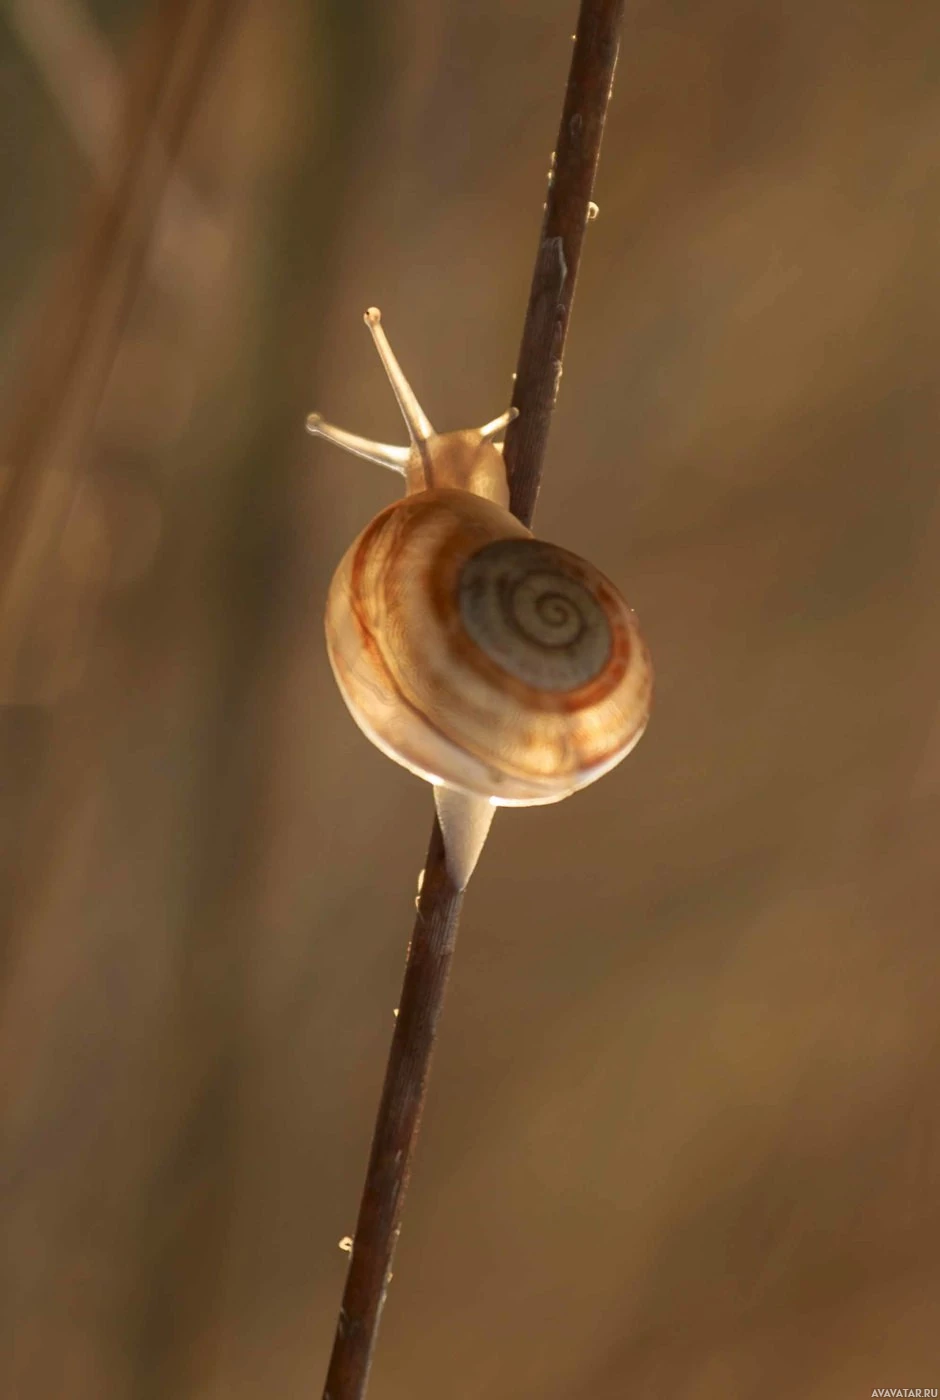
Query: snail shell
326,487,650,806
310,309,652,814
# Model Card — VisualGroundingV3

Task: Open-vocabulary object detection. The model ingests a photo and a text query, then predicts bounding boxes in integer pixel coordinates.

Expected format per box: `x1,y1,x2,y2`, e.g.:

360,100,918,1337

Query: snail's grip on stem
434,787,496,889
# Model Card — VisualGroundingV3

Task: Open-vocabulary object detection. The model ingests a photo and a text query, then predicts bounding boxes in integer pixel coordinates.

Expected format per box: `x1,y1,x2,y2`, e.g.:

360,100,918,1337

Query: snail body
307,310,652,880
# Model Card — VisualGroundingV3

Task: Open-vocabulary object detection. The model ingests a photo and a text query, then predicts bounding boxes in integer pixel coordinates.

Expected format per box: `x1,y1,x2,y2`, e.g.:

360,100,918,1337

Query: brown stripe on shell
338,500,528,784
333,504,509,782
420,509,633,716
346,503,402,686
382,495,647,780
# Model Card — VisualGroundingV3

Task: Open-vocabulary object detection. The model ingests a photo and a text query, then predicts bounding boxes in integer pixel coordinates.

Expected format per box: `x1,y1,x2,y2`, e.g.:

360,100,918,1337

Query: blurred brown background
1,1,939,1396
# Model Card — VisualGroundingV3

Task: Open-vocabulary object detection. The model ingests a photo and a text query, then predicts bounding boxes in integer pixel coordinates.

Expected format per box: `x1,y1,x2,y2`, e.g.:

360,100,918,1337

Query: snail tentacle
364,308,435,445
305,413,410,473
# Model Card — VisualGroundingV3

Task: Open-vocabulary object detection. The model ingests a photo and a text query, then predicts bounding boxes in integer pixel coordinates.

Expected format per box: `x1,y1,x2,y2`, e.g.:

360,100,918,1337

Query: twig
503,0,626,525
322,822,462,1400
321,4,627,1397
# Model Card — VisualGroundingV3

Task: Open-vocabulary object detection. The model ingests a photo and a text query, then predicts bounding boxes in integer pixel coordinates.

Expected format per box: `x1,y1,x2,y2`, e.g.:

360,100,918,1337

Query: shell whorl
325,489,652,806
458,538,613,692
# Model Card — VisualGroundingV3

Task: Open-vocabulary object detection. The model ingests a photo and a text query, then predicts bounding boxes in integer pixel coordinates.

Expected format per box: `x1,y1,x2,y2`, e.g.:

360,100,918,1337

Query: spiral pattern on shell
458,538,613,692
325,489,652,805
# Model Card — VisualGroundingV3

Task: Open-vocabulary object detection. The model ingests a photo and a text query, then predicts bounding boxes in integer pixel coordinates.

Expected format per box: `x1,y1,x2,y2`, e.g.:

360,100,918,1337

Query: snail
307,309,652,887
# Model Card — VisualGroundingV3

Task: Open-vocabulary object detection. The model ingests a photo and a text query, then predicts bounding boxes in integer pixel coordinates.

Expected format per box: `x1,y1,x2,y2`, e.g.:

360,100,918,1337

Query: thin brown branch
504,0,626,526
320,3,628,1397
322,821,462,1400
